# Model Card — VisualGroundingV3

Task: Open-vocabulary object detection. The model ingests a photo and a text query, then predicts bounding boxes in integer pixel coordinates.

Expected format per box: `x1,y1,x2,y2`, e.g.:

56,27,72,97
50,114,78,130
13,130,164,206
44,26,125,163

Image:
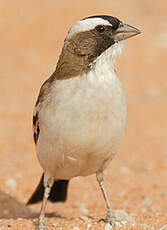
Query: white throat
94,41,124,69
80,41,124,87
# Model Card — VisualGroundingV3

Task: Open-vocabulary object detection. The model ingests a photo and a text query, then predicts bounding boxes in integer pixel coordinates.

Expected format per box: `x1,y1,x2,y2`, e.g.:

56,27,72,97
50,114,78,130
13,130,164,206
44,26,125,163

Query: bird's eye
96,25,105,33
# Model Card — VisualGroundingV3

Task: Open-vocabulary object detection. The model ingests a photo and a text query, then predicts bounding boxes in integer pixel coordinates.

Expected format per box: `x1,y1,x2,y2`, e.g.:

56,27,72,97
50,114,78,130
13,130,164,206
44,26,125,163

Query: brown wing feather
33,111,40,144
33,72,56,144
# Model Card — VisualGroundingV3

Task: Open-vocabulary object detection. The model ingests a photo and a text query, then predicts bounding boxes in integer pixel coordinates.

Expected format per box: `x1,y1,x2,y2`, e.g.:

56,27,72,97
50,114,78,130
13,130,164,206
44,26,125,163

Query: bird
27,15,141,229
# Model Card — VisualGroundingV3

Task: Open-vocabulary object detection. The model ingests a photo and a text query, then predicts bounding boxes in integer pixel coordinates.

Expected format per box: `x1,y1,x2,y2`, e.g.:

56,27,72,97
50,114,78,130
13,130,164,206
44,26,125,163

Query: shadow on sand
0,189,66,220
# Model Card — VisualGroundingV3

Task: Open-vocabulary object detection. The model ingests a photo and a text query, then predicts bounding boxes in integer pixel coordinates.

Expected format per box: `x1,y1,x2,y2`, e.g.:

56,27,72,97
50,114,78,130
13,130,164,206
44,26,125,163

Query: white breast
36,43,126,180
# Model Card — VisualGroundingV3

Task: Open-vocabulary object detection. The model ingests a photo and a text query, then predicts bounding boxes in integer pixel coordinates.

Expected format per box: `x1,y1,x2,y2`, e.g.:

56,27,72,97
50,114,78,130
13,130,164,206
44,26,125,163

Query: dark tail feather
27,174,69,205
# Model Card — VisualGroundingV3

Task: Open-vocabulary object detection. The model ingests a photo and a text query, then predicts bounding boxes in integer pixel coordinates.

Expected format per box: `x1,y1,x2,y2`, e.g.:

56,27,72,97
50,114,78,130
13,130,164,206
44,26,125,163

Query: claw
99,211,116,226
99,217,116,226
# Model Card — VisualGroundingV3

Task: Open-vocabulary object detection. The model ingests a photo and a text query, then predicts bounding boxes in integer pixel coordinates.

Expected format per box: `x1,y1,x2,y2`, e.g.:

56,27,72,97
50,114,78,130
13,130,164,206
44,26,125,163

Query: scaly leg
37,173,54,230
96,171,116,224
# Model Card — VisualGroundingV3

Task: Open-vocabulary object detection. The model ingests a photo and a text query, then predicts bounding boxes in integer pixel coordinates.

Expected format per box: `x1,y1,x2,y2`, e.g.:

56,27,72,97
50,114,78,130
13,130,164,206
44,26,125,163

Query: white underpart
66,17,111,40
37,41,126,180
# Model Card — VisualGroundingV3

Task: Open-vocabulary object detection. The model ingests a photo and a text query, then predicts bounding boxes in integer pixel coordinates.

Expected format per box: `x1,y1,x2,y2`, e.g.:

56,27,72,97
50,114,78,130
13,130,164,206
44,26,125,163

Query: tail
27,174,69,205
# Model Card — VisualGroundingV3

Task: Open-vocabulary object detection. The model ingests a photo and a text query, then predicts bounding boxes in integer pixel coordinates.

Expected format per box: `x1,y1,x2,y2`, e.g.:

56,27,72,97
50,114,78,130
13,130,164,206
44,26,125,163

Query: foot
100,210,116,226
36,218,47,230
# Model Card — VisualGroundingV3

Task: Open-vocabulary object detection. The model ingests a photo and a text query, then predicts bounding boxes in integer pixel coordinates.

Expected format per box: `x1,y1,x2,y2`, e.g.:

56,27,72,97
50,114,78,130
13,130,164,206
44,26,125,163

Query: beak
114,23,141,42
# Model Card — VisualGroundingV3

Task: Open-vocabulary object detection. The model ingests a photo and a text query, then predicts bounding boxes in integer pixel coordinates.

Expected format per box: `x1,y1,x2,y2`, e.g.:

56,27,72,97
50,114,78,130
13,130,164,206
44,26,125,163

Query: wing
33,111,40,144
32,72,56,145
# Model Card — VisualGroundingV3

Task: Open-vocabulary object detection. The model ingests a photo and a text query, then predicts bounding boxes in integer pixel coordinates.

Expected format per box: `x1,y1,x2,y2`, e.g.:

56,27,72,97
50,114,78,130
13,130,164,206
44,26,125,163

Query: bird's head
56,15,141,79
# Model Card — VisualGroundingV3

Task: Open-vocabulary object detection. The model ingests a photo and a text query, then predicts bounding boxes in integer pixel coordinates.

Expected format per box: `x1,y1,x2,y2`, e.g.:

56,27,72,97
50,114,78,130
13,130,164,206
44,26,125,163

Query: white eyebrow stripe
66,18,111,40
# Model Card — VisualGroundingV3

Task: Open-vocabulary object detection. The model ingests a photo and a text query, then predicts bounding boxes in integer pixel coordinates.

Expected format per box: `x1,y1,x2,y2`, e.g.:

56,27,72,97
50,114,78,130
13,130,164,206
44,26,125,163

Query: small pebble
5,178,17,191
80,216,90,222
72,227,79,230
115,221,122,228
159,224,167,230
113,209,136,226
86,223,92,230
123,200,129,207
121,220,128,226
105,223,113,230
141,208,148,213
72,201,89,215
79,207,89,215
72,201,82,208
119,167,130,175
155,32,167,48
151,227,155,230
3,210,9,215
138,197,151,207
118,191,126,198
52,223,58,227
140,223,150,229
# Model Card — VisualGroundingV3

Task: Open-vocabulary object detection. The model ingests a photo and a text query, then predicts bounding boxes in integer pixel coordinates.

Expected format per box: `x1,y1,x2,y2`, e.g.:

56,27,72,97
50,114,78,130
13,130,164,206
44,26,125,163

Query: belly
37,120,125,180
36,76,126,179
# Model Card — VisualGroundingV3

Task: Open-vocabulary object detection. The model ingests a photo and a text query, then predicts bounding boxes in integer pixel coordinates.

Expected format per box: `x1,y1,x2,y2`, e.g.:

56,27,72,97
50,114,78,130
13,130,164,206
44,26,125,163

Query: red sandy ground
0,0,167,229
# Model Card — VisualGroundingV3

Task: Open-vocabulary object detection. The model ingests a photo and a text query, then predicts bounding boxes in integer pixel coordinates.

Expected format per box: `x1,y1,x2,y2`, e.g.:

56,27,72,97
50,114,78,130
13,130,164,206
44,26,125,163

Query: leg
96,171,115,224
37,173,54,230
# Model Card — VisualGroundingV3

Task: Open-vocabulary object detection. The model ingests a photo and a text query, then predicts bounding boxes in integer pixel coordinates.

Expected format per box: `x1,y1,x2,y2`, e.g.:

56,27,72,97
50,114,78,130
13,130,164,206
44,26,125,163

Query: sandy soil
0,0,167,229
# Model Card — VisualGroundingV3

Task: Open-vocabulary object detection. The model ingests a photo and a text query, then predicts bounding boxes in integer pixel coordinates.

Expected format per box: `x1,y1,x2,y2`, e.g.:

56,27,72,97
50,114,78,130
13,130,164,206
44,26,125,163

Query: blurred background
0,0,167,229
